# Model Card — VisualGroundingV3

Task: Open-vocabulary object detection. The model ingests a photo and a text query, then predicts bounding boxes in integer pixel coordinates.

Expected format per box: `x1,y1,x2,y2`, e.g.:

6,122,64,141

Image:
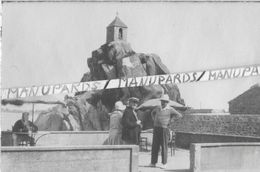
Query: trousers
151,126,170,164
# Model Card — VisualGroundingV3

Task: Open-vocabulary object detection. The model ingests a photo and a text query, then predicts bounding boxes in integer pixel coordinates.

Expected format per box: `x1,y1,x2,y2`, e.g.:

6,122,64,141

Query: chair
168,131,176,156
13,133,31,146
139,137,148,152
18,138,31,146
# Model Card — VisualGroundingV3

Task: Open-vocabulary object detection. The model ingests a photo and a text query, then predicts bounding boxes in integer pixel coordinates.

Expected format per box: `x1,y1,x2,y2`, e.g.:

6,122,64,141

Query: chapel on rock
106,16,128,43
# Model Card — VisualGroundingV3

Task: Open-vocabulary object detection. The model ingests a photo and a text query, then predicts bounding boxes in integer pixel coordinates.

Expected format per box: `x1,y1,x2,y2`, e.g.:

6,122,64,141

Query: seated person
12,112,38,146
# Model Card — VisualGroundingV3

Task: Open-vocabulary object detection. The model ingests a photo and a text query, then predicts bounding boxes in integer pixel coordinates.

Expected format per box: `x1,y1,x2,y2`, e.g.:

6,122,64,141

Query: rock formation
34,40,185,131
34,13,189,132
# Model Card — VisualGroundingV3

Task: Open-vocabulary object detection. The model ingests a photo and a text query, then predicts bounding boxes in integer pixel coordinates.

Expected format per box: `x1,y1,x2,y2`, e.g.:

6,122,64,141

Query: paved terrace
138,148,190,172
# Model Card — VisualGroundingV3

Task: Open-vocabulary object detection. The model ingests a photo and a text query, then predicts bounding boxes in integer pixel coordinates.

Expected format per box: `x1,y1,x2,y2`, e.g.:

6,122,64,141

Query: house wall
106,27,114,43
106,27,127,43
229,87,260,114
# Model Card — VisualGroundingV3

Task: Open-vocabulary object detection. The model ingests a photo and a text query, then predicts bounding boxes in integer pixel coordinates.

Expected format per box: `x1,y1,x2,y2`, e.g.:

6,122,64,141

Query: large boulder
36,40,185,131
79,40,185,130
34,105,70,131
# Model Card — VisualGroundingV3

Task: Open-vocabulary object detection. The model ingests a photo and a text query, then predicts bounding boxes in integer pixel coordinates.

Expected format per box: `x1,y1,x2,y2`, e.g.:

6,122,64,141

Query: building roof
107,16,127,28
229,83,260,104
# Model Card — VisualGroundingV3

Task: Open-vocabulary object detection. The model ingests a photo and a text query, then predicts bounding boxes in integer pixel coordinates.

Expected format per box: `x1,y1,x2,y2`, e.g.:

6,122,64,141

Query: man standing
122,97,142,145
149,94,182,169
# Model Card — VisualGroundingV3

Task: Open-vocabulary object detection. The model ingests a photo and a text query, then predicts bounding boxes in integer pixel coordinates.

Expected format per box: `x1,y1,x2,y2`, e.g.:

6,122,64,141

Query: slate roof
107,16,128,28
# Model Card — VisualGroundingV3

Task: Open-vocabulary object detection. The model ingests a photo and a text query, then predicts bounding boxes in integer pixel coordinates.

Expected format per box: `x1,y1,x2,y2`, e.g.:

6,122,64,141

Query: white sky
2,2,260,111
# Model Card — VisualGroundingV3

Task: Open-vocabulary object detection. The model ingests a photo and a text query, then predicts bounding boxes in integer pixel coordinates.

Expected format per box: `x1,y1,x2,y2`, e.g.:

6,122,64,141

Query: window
119,28,123,39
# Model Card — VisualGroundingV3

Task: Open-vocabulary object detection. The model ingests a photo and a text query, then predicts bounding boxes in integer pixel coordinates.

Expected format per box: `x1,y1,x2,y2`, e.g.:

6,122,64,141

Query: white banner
1,65,260,99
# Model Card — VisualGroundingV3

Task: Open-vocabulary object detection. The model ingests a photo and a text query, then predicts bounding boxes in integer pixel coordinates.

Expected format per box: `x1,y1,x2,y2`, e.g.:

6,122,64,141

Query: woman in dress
103,101,126,145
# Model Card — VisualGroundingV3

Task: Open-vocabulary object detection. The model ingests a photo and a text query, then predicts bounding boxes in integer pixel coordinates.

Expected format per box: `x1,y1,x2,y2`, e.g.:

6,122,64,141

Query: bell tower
106,15,128,43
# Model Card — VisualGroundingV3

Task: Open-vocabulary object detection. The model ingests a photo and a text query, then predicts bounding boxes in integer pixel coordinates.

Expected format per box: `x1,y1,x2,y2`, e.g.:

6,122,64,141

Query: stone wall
175,132,260,149
190,143,260,172
1,131,153,147
1,145,138,172
1,131,109,146
171,114,260,137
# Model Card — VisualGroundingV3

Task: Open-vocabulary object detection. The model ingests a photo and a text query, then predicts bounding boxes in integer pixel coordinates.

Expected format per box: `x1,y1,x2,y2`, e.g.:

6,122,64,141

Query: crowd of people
12,94,182,169
103,94,183,169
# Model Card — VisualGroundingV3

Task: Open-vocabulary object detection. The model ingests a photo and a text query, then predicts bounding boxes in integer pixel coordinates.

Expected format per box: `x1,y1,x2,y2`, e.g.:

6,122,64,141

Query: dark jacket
13,120,38,133
12,119,38,146
121,106,141,145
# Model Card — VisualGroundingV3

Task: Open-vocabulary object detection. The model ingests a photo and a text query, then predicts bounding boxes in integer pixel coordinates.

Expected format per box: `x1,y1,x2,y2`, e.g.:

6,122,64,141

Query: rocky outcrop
78,40,185,130
35,40,185,131
83,41,184,102
34,105,70,131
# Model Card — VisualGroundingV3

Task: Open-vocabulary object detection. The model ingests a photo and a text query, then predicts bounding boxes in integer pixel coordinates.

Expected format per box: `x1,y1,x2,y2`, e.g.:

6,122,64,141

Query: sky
1,2,260,112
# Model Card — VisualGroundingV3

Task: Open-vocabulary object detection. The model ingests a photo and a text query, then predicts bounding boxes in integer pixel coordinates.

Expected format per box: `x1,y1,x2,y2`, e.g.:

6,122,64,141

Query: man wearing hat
149,94,182,169
122,97,142,145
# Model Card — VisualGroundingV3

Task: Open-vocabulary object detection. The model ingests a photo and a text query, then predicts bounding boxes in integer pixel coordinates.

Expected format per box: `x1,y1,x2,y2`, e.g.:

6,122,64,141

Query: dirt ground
138,148,190,172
